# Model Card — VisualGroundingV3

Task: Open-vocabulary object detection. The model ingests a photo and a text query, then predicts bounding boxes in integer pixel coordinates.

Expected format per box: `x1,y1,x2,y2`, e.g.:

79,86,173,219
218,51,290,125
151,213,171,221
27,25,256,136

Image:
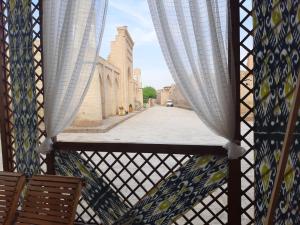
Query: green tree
143,86,157,103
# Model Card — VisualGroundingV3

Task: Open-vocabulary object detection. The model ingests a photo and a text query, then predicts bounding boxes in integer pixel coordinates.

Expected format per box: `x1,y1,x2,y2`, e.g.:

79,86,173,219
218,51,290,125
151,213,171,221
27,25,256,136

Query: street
59,106,228,145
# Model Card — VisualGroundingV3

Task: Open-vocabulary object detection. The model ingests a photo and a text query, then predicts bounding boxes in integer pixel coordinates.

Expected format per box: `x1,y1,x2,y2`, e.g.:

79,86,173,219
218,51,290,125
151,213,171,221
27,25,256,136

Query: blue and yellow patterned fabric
113,155,227,225
254,0,300,224
55,150,227,225
54,151,129,225
7,0,40,177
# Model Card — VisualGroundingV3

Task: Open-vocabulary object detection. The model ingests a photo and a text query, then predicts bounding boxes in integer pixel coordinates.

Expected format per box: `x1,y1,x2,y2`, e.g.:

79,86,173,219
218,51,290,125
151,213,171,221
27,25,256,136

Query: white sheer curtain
39,0,108,153
147,0,244,159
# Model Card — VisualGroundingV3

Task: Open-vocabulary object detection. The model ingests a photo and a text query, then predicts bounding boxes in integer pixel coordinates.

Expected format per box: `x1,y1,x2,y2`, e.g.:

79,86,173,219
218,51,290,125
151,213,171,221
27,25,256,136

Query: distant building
169,85,191,109
157,56,253,113
240,55,254,119
157,85,191,109
157,86,172,106
73,26,143,127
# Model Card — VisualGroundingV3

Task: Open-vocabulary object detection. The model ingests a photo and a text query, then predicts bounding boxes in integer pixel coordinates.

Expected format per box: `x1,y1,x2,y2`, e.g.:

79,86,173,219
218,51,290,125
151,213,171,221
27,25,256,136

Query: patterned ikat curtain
254,0,300,224
7,0,40,176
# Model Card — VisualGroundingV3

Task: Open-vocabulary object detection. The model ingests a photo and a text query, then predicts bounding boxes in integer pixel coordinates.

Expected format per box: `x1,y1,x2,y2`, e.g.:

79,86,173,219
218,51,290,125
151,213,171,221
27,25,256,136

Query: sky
100,0,174,89
99,0,253,89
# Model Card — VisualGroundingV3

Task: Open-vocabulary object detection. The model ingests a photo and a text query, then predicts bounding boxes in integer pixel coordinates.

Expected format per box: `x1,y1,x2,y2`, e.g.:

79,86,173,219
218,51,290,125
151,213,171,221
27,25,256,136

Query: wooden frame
0,0,245,224
0,2,14,172
53,142,227,155
228,0,242,224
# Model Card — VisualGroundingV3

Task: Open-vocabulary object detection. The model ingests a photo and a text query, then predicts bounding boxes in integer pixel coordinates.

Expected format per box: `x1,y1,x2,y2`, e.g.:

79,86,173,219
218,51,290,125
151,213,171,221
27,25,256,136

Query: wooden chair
15,175,82,225
0,172,25,225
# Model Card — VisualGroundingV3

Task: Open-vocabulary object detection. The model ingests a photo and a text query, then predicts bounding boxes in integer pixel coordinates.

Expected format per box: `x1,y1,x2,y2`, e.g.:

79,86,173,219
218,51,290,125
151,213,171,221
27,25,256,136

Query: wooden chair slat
27,191,75,200
0,172,25,225
0,197,12,203
16,175,82,225
28,185,75,194
19,211,70,224
0,211,7,217
23,206,71,217
0,175,20,182
0,204,11,210
0,191,14,197
29,180,78,189
31,175,82,184
0,180,19,187
0,185,18,191
16,216,67,225
23,200,73,213
24,198,73,207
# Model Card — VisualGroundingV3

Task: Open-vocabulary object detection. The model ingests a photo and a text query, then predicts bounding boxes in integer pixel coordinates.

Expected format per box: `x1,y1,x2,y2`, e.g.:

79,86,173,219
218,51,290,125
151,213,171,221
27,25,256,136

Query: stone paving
64,109,145,133
58,106,229,145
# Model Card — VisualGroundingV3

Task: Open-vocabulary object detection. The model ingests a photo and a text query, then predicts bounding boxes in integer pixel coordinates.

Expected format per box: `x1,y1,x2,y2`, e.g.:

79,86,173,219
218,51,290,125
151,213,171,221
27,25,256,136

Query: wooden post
46,150,55,175
228,1,241,225
265,75,300,225
0,1,12,171
38,0,55,175
46,135,56,175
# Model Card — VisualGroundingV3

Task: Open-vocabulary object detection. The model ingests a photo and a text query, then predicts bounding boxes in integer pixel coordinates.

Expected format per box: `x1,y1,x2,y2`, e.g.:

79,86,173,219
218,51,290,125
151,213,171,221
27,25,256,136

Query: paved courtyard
59,106,230,145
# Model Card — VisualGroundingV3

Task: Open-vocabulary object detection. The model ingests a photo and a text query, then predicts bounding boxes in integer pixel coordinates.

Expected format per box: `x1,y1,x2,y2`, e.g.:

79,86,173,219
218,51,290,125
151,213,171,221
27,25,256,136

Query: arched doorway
104,75,113,117
99,74,105,119
128,67,133,112
114,77,119,115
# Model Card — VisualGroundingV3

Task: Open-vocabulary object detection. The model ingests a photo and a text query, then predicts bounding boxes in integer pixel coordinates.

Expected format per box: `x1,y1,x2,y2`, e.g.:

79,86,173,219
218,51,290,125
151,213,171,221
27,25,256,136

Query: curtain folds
40,0,108,153
147,0,244,159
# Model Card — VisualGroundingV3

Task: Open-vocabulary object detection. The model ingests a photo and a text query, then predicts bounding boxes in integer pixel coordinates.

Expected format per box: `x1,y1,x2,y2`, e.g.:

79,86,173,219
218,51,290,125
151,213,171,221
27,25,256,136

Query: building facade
157,86,172,106
73,26,143,127
157,85,191,109
157,56,254,114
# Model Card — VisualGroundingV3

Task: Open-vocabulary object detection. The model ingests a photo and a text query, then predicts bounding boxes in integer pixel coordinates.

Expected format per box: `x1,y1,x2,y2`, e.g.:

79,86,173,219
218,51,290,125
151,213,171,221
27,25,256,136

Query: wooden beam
228,0,241,224
0,2,11,171
46,151,55,175
265,73,300,225
53,142,227,156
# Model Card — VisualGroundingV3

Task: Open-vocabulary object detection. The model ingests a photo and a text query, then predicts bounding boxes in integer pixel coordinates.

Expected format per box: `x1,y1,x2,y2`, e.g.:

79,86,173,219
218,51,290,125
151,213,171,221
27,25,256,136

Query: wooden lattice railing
53,142,228,224
239,0,255,224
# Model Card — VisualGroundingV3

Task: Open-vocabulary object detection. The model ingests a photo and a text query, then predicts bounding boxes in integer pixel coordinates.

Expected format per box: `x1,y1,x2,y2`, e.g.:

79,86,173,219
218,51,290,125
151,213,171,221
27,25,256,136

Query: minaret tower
108,26,134,112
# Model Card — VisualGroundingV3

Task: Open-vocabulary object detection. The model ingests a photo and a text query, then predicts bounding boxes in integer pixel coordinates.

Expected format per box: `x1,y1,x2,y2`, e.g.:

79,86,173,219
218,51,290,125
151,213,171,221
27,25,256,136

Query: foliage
143,86,157,103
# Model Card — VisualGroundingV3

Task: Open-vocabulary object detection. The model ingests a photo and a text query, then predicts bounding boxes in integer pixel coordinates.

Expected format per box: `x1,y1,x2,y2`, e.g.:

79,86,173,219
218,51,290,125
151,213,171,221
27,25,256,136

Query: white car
166,100,174,107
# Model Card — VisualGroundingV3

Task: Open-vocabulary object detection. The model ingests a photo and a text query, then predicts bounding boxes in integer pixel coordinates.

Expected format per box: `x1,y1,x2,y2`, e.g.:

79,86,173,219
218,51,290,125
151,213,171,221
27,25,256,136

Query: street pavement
59,106,228,145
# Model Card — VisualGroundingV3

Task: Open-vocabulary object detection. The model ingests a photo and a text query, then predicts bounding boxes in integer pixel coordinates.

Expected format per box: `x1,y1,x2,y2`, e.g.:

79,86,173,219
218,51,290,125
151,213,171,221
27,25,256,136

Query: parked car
166,100,174,107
